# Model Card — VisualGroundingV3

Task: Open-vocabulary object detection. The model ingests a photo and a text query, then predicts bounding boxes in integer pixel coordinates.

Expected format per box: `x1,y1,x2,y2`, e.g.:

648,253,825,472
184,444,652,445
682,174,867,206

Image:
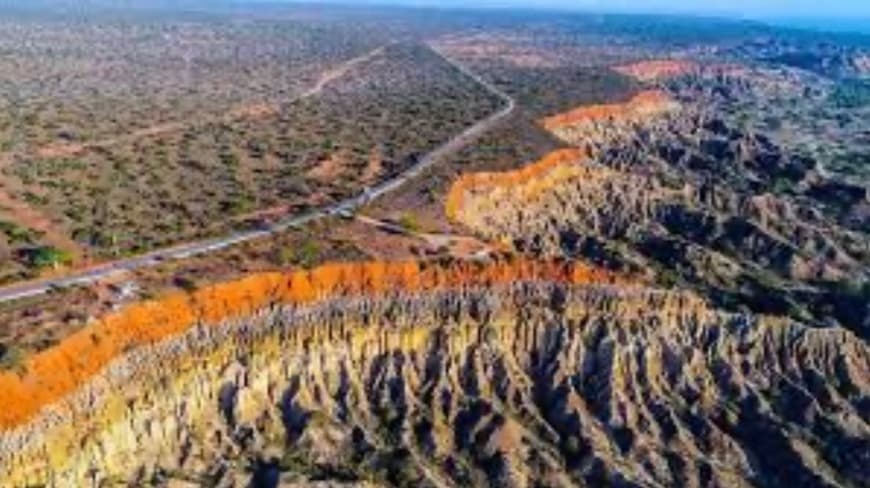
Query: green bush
0,220,37,244
0,343,25,372
26,246,73,269
398,213,420,233
830,79,870,108
295,239,321,269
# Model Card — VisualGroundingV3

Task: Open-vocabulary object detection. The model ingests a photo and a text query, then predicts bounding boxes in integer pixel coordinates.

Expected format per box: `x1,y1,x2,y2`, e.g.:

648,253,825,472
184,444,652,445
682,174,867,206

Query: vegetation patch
829,78,870,108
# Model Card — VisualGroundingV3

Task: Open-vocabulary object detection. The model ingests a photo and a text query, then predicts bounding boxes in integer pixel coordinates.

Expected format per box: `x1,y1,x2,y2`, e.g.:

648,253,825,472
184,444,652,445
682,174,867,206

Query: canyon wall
540,90,680,148
0,258,628,485
445,149,681,251
449,147,866,278
0,259,624,431
2,280,867,487
612,60,754,84
445,148,587,224
614,60,699,81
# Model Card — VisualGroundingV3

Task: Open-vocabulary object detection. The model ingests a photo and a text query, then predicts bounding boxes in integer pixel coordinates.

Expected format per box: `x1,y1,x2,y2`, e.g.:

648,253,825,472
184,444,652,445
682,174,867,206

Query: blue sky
297,0,870,20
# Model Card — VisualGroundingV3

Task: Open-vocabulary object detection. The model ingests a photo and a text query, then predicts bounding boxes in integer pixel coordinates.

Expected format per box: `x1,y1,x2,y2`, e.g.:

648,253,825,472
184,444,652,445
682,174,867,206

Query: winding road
0,43,515,303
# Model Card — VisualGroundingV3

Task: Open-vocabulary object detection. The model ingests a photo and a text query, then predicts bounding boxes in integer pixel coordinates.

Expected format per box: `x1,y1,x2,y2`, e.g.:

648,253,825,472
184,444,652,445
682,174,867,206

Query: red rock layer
613,60,699,81
0,258,624,430
540,90,676,131
445,148,587,220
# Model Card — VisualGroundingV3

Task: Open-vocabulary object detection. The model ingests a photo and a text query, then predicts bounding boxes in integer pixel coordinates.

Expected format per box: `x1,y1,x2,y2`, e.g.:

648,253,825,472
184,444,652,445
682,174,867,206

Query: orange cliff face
445,148,586,221
0,257,625,430
445,148,640,231
613,59,699,82
540,90,679,132
616,59,759,84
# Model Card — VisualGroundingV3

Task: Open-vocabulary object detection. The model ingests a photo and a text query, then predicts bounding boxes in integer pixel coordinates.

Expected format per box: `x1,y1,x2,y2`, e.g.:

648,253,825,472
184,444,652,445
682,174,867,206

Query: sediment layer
540,90,680,148
445,148,587,223
2,281,867,487
613,60,699,81
0,258,622,432
448,152,659,241
540,90,678,130
446,149,677,249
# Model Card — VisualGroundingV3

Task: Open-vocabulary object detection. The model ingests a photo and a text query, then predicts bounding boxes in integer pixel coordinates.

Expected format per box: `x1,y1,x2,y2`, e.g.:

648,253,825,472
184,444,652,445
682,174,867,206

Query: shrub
398,213,420,233
274,247,295,266
830,79,870,108
0,343,25,372
0,221,37,244
25,246,73,269
295,239,320,269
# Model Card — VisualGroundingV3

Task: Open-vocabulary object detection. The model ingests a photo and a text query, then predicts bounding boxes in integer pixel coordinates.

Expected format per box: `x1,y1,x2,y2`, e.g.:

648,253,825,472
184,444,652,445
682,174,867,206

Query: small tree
26,246,73,270
295,239,320,269
398,213,420,233
0,343,25,372
274,246,295,266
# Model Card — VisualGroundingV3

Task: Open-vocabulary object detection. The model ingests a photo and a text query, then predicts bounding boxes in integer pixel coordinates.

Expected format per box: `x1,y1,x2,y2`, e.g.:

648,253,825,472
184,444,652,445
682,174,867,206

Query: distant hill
766,17,870,36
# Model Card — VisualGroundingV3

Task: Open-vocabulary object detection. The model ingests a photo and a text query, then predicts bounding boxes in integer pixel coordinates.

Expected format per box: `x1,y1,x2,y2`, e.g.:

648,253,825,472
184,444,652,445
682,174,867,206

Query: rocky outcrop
458,157,860,282
2,279,867,487
613,60,763,86
0,259,623,432
540,90,680,149
445,147,869,333
447,150,677,246
614,60,699,81
445,148,587,223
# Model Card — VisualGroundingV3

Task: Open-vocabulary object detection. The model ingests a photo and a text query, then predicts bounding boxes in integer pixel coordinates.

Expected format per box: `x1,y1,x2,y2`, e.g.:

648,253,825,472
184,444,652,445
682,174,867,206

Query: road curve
0,43,515,304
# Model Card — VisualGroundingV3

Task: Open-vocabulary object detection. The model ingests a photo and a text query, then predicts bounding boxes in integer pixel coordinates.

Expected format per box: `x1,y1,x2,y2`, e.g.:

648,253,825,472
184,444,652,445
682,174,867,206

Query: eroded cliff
450,53,869,336
614,60,700,81
2,276,867,487
0,259,623,429
541,90,680,149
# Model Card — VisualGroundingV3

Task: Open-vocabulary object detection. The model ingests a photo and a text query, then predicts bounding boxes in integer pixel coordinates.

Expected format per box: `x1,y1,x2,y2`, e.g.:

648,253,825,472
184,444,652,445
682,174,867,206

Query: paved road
0,44,515,304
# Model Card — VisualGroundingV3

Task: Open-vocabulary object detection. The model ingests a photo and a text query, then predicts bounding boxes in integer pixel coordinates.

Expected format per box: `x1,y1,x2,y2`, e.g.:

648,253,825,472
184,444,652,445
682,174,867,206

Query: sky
292,0,870,21
558,0,870,19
